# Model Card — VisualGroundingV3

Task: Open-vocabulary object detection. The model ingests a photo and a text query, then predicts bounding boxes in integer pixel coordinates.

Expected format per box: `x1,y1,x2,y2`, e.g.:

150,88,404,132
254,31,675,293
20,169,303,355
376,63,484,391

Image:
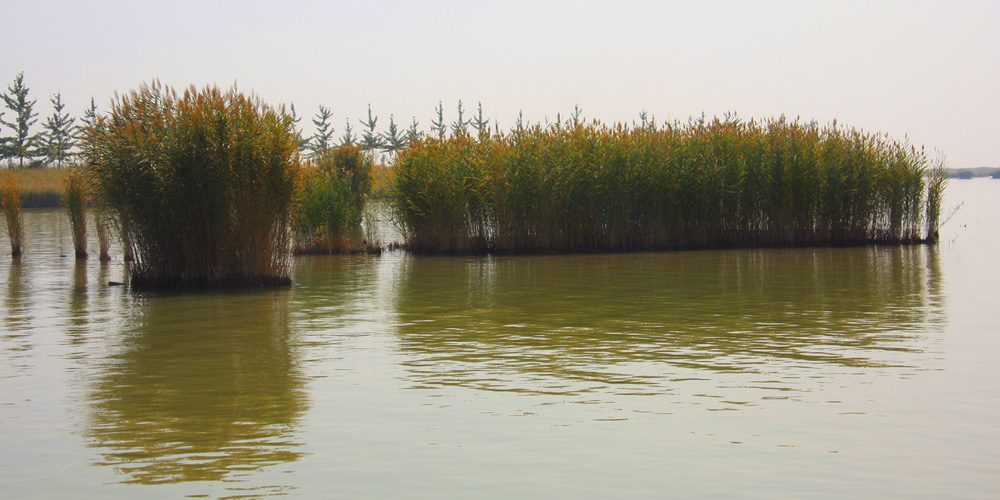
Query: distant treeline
947,168,1000,179
0,71,496,169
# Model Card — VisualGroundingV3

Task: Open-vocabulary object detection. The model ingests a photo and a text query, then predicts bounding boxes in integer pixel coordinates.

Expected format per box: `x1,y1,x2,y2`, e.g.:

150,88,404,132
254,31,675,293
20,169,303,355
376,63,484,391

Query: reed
91,189,112,261
1,170,23,257
63,169,88,259
924,157,947,242
292,145,378,254
10,168,65,207
390,116,942,254
80,82,300,288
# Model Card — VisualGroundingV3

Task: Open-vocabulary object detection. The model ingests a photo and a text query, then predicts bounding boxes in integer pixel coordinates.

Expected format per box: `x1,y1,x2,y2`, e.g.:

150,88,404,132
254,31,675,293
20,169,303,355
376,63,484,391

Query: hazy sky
4,0,998,167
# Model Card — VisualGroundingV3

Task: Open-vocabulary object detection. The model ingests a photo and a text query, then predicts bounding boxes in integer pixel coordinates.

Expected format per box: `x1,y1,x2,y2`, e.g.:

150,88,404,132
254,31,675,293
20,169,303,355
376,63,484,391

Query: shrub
81,82,300,287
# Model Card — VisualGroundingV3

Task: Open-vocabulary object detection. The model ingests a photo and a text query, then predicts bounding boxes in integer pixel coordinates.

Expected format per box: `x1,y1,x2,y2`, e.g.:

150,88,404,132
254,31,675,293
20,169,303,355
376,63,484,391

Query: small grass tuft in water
63,168,89,259
1,170,24,257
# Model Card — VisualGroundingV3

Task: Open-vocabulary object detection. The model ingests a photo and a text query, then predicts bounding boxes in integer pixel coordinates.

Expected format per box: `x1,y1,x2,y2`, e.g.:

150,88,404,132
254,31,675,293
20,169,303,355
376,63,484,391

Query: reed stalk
390,116,942,254
1,170,23,257
64,169,88,259
91,190,112,262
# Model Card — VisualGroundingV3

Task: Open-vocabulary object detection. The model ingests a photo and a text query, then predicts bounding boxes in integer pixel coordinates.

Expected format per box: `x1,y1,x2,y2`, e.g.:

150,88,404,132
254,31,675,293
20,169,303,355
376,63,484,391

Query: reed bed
1,170,23,257
63,169,88,259
390,116,944,254
10,168,64,207
80,82,299,288
292,145,379,254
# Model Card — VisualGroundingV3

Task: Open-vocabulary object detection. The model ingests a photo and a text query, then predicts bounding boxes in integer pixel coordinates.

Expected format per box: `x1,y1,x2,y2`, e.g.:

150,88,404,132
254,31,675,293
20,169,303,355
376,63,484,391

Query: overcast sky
4,0,998,167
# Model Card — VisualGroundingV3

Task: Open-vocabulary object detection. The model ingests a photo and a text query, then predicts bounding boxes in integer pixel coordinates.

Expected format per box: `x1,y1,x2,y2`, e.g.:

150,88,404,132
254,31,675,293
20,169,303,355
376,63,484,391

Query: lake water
1,180,998,499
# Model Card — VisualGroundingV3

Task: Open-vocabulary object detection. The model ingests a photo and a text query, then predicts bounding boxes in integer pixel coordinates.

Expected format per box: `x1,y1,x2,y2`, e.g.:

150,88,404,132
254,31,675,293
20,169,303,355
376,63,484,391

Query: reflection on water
3,262,31,356
8,193,998,498
84,288,307,486
392,246,944,396
4,262,25,326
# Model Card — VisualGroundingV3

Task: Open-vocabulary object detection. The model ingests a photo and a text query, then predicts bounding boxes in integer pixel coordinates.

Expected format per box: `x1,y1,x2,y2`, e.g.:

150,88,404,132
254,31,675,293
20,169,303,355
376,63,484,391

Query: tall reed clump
924,157,948,242
1,170,23,257
292,145,378,254
390,116,943,254
63,169,89,259
80,82,300,288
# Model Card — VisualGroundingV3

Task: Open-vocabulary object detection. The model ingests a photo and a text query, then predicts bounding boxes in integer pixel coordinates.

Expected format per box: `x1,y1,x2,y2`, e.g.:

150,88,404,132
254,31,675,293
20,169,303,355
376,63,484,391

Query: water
1,180,998,498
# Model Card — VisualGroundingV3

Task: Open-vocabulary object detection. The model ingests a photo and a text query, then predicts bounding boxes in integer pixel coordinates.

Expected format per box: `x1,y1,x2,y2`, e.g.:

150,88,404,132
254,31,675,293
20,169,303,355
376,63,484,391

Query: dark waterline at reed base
391,116,946,254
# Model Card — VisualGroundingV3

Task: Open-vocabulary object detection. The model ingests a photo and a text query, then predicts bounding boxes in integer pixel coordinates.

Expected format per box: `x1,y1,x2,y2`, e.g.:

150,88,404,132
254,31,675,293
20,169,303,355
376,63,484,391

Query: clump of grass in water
63,168,88,259
92,192,112,262
1,171,23,257
80,82,299,288
390,115,944,254
292,145,379,254
924,154,948,242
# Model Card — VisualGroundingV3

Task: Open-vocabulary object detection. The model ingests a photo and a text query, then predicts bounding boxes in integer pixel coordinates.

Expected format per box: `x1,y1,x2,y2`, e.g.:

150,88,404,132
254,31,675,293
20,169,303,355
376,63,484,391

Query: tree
570,105,583,128
430,101,446,140
0,109,6,160
41,92,76,168
79,97,99,132
472,102,490,139
1,72,42,168
405,117,421,145
359,103,383,153
288,103,309,152
450,99,470,137
380,114,406,155
339,118,356,146
308,104,335,157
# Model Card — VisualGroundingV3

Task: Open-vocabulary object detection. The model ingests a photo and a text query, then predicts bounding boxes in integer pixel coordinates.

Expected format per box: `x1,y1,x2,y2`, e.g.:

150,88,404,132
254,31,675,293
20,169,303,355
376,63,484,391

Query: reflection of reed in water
85,289,306,485
3,262,28,345
392,246,944,393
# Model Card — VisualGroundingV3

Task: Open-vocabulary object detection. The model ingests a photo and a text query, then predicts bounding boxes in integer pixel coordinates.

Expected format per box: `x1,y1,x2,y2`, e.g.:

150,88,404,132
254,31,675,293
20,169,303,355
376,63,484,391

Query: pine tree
1,72,42,168
79,97,99,132
0,109,6,159
380,114,406,155
288,103,309,152
309,104,335,157
41,92,76,168
430,101,446,140
450,99,470,137
405,117,421,145
339,118,357,146
472,101,490,139
571,105,583,128
359,103,383,153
